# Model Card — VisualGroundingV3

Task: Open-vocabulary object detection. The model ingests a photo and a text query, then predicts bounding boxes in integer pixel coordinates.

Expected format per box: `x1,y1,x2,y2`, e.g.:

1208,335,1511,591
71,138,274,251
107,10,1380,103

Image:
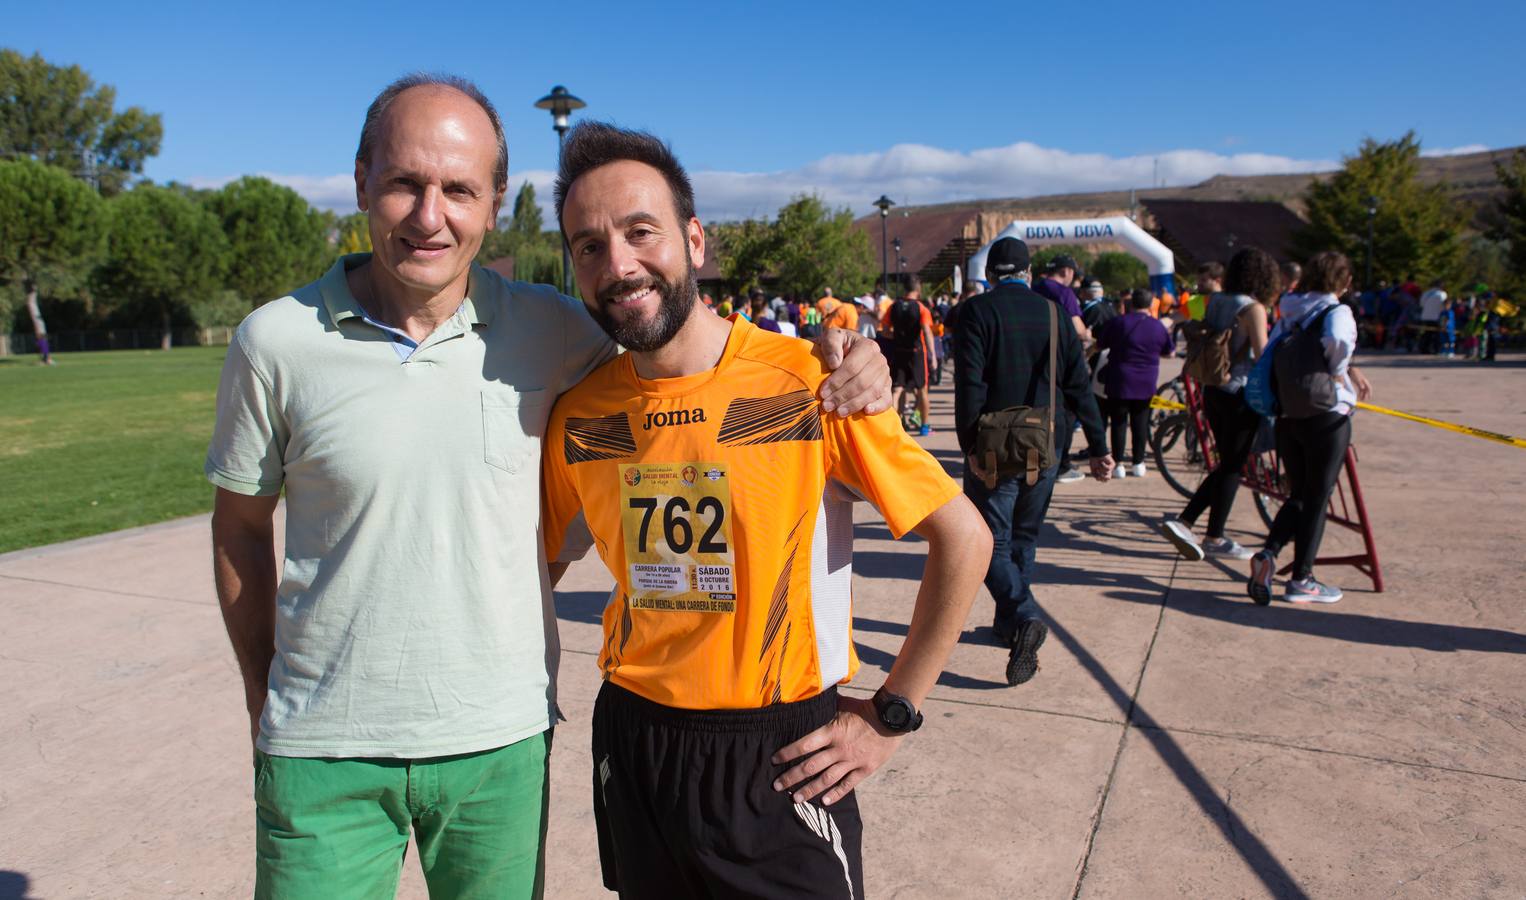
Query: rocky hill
905,145,1518,224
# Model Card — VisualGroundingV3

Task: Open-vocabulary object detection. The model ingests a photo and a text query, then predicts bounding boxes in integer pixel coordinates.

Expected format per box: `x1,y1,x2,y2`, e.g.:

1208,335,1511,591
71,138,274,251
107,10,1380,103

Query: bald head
356,74,508,194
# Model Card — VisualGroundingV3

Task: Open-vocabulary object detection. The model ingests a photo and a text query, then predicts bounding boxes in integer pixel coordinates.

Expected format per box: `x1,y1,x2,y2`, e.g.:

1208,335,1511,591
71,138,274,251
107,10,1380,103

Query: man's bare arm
211,487,279,746
1071,314,1091,343
771,495,992,804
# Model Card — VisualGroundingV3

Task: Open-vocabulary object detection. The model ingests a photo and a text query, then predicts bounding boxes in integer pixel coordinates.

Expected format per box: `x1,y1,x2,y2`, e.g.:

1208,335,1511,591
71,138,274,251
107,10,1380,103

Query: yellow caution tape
1354,402,1526,449
1147,394,1524,448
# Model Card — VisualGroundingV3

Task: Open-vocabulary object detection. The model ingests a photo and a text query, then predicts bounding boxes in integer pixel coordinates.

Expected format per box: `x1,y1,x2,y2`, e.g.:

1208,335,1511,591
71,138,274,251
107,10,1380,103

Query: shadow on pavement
1045,614,1312,900
1357,354,1524,370
0,871,35,900
555,590,610,626
853,639,1008,691
1105,587,1526,654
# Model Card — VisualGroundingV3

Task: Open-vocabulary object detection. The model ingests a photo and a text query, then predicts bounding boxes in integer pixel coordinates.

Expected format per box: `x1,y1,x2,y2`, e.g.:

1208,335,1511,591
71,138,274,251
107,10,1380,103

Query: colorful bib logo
623,467,642,487
681,465,699,486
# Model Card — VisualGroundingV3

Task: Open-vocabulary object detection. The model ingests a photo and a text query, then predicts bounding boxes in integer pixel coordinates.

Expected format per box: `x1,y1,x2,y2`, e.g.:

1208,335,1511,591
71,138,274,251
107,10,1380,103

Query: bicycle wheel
1247,452,1286,530
1151,377,1186,432
1151,412,1205,499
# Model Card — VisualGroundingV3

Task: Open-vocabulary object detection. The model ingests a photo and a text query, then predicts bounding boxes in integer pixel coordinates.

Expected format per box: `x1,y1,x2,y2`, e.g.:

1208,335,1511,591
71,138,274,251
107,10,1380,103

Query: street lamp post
1365,195,1378,289
873,195,895,295
535,85,587,294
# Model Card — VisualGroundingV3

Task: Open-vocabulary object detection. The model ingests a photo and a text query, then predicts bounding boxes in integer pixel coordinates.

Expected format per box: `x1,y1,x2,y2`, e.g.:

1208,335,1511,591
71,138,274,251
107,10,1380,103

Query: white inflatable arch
967,216,1176,295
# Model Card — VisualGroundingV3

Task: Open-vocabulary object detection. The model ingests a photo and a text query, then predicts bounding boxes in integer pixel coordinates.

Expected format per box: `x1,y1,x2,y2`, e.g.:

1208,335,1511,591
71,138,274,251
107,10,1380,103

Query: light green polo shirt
206,254,615,758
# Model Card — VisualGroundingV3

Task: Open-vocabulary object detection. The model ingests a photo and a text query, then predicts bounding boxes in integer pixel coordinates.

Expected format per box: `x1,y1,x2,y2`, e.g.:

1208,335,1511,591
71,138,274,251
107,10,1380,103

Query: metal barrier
1167,375,1385,593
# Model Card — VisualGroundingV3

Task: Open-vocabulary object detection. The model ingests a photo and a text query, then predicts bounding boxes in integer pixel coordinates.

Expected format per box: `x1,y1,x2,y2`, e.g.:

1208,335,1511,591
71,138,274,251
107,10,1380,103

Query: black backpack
890,298,922,348
1272,305,1341,418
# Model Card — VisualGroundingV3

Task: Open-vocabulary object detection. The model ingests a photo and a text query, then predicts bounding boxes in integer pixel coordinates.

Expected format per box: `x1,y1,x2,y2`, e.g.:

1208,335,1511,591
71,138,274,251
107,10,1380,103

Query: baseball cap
1082,277,1102,291
1049,254,1079,272
986,237,1031,277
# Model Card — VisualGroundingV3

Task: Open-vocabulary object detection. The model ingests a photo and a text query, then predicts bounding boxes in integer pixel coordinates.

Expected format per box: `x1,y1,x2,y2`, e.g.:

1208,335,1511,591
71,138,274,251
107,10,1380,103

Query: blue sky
10,0,1524,221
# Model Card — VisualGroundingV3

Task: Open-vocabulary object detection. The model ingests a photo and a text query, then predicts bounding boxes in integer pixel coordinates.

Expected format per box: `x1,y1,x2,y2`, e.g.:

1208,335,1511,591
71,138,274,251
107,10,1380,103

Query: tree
707,219,778,295
0,50,163,195
204,176,329,304
1294,132,1467,286
94,184,229,349
336,212,372,254
1492,148,1526,294
770,195,876,298
1090,251,1149,294
0,159,104,360
478,182,556,280
509,181,544,237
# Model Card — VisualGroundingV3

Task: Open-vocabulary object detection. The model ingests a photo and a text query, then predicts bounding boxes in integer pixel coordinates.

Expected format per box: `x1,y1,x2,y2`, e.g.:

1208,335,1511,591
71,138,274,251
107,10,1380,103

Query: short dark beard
589,253,697,352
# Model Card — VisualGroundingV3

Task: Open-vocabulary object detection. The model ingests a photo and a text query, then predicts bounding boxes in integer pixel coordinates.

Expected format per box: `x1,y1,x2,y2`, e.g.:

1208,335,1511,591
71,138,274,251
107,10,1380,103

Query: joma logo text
643,408,708,431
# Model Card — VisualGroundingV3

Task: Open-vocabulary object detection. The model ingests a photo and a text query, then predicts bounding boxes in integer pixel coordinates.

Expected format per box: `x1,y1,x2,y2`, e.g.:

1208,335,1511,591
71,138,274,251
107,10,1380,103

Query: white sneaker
1203,537,1254,561
1114,465,1128,479
1056,468,1086,484
1129,463,1147,478
1156,517,1204,561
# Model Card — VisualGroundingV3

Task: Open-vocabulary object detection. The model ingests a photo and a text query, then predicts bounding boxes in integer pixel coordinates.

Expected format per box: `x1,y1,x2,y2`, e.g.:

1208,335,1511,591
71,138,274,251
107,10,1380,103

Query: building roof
482,257,516,280
1141,199,1307,269
849,207,979,275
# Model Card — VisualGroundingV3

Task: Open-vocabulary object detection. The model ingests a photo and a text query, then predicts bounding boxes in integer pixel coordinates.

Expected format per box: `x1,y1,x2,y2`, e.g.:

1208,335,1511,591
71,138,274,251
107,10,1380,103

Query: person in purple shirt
1033,255,1093,482
1032,254,1090,342
745,290,782,333
1096,289,1174,477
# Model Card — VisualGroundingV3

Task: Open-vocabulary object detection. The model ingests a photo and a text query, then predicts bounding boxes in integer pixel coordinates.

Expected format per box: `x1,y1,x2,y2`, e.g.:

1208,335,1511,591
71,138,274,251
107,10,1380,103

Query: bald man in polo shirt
207,73,890,900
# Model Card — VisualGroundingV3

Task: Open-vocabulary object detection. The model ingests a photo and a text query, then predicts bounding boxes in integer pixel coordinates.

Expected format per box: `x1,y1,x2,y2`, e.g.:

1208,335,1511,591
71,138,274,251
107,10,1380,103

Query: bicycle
1150,375,1284,529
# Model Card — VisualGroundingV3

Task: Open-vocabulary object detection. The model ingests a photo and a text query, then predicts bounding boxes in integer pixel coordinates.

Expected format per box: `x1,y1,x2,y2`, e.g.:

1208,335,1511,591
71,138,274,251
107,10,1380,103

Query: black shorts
592,682,864,900
889,347,926,391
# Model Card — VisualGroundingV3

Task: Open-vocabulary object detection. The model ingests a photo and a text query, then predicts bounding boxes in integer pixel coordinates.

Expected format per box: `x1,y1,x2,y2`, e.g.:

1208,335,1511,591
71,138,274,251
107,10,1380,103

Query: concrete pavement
1,354,1523,898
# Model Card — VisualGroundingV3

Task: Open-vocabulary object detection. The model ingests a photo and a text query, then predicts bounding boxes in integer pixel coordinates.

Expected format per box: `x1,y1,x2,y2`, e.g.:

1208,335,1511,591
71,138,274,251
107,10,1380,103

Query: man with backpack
883,275,937,435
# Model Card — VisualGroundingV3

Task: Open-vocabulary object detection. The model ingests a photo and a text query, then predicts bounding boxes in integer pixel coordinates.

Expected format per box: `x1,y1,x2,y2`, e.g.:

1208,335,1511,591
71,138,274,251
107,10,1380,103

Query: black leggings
1179,388,1262,538
1264,412,1352,580
1105,397,1151,464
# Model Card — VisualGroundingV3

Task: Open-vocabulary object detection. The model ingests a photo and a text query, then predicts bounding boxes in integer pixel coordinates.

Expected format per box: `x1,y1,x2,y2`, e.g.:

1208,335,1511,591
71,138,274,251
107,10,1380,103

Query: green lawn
0,347,229,553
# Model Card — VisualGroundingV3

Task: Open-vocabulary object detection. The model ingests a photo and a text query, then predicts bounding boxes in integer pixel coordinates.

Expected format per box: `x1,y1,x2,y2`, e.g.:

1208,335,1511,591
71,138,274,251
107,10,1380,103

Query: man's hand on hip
814,328,892,416
771,694,900,806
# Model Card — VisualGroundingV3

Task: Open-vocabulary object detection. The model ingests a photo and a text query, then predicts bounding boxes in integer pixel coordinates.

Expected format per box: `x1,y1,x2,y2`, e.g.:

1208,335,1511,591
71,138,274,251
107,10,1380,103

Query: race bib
618,462,736,613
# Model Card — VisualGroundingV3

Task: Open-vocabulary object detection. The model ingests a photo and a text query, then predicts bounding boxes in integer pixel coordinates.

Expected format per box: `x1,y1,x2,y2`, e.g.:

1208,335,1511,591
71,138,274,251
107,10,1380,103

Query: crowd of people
1351,276,1514,360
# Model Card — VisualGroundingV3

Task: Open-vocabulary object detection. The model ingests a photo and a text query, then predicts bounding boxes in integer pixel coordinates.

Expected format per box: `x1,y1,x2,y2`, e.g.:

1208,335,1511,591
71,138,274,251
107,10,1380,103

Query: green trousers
254,731,551,900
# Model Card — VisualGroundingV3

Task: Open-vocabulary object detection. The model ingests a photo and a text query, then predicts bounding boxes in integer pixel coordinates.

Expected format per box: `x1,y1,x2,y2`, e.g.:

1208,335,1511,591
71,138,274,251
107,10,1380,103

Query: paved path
2,355,1523,899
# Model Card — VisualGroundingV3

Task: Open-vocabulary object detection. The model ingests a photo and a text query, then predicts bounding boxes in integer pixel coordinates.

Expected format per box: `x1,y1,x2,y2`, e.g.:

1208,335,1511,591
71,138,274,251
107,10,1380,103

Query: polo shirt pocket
482,388,548,474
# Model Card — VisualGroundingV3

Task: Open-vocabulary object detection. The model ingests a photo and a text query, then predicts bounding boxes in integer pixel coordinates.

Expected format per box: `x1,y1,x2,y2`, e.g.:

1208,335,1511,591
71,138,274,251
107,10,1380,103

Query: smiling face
561,159,705,352
355,86,502,301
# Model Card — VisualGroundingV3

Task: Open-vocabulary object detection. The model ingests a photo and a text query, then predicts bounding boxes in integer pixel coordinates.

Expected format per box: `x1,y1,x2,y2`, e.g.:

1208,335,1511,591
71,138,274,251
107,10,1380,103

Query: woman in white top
1248,251,1373,605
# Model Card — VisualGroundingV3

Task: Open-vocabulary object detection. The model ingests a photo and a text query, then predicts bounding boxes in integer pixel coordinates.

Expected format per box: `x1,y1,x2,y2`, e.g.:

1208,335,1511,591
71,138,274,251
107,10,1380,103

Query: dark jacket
953,279,1107,455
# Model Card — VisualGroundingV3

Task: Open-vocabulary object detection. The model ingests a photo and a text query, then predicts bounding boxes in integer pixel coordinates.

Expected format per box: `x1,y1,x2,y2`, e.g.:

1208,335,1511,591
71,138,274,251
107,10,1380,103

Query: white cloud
1420,144,1491,158
192,138,1344,223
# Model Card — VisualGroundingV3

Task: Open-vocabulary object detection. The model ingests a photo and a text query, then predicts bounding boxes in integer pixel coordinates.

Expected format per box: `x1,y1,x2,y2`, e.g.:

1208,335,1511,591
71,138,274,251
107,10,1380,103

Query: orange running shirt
543,316,959,709
822,302,859,332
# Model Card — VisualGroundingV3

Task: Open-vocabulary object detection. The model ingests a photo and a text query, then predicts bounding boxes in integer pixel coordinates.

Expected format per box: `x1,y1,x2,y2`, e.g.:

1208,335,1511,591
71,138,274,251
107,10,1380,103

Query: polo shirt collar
317,253,497,329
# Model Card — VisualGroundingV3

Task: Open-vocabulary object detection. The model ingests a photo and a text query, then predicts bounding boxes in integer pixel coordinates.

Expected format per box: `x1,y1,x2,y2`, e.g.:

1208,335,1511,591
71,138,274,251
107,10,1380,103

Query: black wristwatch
871,686,924,733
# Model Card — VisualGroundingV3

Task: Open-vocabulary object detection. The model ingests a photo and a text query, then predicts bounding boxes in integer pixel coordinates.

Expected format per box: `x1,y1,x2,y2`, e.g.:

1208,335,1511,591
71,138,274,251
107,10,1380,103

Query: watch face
883,702,910,729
